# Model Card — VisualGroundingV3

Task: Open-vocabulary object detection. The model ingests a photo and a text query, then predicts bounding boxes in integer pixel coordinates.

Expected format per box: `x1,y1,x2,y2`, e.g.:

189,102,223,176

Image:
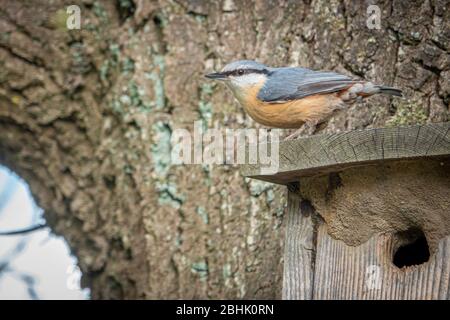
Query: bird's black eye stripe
224,68,270,77
230,69,246,76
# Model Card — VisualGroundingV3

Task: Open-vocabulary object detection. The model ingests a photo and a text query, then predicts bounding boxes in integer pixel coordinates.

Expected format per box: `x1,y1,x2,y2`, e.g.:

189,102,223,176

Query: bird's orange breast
236,82,342,128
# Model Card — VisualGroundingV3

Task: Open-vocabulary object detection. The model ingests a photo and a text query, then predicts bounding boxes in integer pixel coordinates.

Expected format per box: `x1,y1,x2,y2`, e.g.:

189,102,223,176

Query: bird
205,60,402,139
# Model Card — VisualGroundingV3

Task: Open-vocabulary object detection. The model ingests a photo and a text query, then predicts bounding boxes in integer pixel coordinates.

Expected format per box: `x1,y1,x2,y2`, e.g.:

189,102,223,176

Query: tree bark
0,0,448,299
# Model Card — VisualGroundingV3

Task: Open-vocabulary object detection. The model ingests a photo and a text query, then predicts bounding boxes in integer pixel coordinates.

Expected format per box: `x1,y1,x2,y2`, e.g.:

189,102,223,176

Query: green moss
151,122,184,208
156,181,184,208
119,0,134,11
198,83,214,128
50,9,70,30
151,121,172,176
70,42,91,74
84,22,96,32
99,61,110,82
100,43,120,82
191,260,208,281
119,94,131,105
276,203,286,217
128,27,135,36
105,47,154,113
222,264,232,279
93,1,108,22
83,1,111,41
129,80,152,111
266,189,275,204
110,80,153,113
108,100,120,114
196,206,209,224
248,179,272,197
198,101,212,127
144,54,166,110
71,42,84,62
195,15,207,23
123,164,134,174
387,99,428,127
153,13,168,28
201,83,214,95
121,57,135,74
109,43,120,62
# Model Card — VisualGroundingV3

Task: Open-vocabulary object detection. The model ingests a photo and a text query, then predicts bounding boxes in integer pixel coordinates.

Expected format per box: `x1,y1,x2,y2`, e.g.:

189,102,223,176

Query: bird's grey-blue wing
257,67,358,102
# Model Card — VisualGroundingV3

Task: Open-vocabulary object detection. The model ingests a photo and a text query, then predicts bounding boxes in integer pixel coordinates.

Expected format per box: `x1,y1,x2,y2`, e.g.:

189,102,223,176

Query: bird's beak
205,72,227,80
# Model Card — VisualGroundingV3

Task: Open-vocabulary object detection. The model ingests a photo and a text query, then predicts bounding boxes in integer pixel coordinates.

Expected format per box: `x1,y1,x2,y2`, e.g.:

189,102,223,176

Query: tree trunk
0,0,448,299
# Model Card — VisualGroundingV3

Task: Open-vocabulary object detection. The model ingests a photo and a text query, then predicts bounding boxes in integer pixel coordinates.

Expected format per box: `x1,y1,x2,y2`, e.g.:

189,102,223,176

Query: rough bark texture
0,0,449,299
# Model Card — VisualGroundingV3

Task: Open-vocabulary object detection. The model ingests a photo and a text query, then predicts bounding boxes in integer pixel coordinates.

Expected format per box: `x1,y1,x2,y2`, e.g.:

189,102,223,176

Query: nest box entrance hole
393,228,430,269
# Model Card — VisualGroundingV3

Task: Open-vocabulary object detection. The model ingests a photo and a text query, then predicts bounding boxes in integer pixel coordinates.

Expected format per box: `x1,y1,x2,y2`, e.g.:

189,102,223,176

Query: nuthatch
206,60,402,138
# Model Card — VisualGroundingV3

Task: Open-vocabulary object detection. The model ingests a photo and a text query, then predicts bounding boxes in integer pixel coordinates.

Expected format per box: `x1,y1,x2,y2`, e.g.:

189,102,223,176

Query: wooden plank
313,223,450,300
282,190,316,299
242,122,450,184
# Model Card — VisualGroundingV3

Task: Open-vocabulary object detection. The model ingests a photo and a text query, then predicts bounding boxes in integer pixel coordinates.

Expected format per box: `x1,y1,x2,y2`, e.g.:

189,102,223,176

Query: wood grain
245,123,450,299
242,122,450,184
283,216,450,300
282,190,316,299
312,223,450,300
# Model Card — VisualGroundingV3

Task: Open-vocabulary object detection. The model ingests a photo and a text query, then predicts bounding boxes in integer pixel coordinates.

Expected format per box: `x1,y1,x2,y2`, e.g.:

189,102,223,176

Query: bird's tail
376,85,403,97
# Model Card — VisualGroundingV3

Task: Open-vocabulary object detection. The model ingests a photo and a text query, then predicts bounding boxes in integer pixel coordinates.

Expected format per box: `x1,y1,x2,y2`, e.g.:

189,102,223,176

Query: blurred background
0,166,89,299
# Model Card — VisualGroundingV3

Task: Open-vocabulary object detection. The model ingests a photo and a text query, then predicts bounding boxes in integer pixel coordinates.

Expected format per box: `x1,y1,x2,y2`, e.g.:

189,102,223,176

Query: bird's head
205,60,270,98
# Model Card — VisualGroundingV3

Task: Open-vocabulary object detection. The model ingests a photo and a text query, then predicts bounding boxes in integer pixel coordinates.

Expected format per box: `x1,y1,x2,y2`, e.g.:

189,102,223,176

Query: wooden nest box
242,122,450,300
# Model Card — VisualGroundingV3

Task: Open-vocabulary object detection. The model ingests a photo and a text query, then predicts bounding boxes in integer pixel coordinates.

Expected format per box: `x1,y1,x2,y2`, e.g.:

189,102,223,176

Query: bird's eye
237,69,245,76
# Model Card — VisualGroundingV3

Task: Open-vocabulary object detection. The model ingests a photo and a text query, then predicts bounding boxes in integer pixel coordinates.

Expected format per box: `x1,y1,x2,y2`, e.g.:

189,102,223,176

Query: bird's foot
284,128,304,140
284,122,318,140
